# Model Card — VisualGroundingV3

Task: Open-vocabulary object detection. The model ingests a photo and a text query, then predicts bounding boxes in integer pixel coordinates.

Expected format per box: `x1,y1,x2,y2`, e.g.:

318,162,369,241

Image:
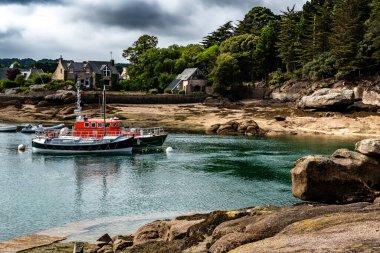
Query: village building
52,57,120,90
167,68,208,94
0,67,44,80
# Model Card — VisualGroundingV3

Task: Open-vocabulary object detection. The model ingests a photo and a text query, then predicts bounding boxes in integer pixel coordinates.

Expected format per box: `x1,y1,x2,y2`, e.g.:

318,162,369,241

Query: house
52,57,120,89
167,68,208,94
0,67,44,80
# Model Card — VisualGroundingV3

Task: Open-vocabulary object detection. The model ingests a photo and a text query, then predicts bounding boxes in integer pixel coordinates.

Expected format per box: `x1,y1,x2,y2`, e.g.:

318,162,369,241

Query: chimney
110,59,115,66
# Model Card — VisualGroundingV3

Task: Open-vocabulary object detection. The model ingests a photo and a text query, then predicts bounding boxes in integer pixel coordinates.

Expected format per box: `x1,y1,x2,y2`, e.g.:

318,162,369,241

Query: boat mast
103,85,107,137
74,81,82,120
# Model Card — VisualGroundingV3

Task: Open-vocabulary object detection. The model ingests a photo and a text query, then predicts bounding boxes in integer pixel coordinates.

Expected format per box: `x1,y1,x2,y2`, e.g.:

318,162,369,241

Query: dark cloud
203,0,262,9
81,1,186,31
0,0,61,4
0,29,22,40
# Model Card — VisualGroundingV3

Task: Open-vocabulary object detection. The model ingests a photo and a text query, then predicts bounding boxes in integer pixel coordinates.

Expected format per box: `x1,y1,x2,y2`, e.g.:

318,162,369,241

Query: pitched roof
87,61,119,75
167,79,181,90
176,68,199,80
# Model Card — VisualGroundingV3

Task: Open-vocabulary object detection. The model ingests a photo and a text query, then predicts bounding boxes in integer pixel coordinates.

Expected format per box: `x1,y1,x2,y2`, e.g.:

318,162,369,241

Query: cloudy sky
0,0,307,63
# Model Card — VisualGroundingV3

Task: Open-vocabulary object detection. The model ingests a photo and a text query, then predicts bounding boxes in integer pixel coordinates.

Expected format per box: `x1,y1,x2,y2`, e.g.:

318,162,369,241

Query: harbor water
0,132,357,242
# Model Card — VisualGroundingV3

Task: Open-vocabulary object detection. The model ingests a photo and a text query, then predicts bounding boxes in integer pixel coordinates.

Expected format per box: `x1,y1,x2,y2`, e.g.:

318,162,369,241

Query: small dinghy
21,123,65,133
0,125,17,132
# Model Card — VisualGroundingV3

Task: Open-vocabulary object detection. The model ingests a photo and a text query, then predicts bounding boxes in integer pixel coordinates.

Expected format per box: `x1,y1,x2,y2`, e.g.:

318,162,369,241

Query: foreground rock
206,120,266,137
292,138,380,204
77,203,380,253
298,88,355,110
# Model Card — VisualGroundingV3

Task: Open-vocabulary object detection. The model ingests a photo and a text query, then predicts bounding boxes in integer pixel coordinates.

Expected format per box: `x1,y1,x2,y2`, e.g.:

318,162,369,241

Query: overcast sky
0,0,307,63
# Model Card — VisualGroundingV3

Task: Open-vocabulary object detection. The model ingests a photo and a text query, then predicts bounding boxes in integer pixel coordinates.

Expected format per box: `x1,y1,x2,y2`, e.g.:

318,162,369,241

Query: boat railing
35,129,124,139
123,127,165,136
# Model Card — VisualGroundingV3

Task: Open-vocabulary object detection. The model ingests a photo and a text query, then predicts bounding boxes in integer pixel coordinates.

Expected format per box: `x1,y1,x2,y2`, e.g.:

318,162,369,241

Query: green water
0,133,356,241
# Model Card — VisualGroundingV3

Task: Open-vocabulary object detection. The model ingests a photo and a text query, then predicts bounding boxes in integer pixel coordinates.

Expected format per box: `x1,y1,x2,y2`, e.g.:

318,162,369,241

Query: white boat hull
32,146,132,154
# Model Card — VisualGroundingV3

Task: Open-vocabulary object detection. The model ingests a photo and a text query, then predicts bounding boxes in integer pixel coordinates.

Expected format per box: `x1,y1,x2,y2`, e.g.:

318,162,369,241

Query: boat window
98,123,102,128
112,123,116,127
84,123,89,128
106,123,110,128
91,123,96,128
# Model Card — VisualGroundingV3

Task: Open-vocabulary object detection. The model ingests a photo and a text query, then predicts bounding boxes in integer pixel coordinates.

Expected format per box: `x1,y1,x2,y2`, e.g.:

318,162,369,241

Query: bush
178,89,186,94
15,74,25,86
148,88,158,94
31,73,52,84
303,52,337,80
164,88,172,94
2,80,18,89
19,86,30,94
268,71,286,89
44,80,65,90
23,80,34,87
65,80,75,86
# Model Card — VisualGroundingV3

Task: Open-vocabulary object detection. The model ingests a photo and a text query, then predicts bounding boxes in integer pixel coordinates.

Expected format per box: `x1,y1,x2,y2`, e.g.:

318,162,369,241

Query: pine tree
330,0,370,77
276,6,301,73
236,7,278,36
358,0,380,73
201,21,235,48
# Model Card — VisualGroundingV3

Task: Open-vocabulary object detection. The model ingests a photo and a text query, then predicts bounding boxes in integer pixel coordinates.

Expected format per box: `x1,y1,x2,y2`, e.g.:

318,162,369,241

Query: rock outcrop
298,88,355,110
44,90,76,103
362,90,380,107
206,120,266,137
82,203,380,253
292,138,380,204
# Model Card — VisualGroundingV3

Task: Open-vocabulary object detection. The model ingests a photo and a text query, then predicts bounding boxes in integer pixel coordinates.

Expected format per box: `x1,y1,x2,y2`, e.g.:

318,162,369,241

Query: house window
60,69,62,74
69,68,74,73
86,68,90,73
103,66,111,77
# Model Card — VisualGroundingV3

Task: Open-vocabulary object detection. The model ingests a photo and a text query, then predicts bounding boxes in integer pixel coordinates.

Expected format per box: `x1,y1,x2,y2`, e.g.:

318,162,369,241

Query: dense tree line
123,0,379,94
0,58,58,73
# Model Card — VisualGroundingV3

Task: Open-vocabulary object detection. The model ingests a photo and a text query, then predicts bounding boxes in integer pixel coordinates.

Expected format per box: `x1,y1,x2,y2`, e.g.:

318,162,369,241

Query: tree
195,45,219,76
201,21,235,48
276,6,301,73
6,68,20,81
330,0,370,77
122,34,158,64
358,0,380,73
253,21,281,80
236,6,278,35
210,53,242,94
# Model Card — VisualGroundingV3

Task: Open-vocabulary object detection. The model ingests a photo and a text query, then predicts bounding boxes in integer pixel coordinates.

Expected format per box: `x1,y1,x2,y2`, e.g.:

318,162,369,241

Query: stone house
52,57,120,89
167,68,208,94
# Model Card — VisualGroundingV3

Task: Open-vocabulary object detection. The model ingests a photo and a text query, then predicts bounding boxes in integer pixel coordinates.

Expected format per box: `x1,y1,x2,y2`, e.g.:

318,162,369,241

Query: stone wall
82,93,208,104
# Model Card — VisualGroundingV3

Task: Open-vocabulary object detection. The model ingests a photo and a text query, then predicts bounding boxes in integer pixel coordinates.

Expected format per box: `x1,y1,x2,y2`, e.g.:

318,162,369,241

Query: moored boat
0,125,17,132
32,86,134,155
21,123,65,133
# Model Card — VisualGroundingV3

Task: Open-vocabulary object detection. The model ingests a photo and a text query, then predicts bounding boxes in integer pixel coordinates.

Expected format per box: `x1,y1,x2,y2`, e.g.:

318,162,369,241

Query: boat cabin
73,117,123,138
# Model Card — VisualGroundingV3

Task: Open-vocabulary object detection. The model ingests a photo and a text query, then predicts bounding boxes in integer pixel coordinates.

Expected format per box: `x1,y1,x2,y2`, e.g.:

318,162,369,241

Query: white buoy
18,144,26,151
166,147,173,153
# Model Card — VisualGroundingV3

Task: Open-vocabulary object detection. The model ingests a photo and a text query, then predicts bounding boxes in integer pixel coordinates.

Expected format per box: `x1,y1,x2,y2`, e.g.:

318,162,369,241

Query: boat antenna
103,85,107,137
74,81,82,120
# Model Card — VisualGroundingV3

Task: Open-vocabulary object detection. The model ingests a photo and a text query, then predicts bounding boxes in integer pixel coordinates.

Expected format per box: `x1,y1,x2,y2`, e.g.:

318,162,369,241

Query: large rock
271,92,301,102
291,148,380,204
355,138,380,158
362,90,380,107
133,219,204,245
298,88,355,110
207,120,264,137
44,90,76,103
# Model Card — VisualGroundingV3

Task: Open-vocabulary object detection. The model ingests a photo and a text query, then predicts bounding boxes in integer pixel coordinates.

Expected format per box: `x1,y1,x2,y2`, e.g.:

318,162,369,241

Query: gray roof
167,68,205,90
0,68,8,80
176,68,198,80
167,79,181,90
62,60,119,75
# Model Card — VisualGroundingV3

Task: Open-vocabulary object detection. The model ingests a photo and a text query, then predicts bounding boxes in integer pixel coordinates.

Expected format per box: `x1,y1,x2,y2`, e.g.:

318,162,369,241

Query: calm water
0,132,356,242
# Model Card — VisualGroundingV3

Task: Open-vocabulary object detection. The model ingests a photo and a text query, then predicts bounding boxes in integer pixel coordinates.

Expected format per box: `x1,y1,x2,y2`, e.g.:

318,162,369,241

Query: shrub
31,73,52,84
23,80,34,87
268,70,286,89
164,88,172,94
148,88,158,94
178,89,186,94
303,52,337,80
15,74,25,86
65,80,75,86
44,80,65,90
2,80,18,89
19,86,30,94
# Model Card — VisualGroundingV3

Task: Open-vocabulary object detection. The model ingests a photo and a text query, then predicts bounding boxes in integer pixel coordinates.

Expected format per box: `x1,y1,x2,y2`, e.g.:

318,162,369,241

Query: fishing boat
72,85,168,150
0,125,17,132
21,123,65,133
32,86,134,154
